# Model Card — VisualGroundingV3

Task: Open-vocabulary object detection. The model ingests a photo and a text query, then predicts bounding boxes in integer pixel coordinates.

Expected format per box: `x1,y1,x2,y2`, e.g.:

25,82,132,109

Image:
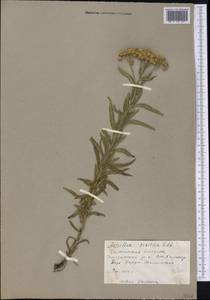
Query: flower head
118,48,169,71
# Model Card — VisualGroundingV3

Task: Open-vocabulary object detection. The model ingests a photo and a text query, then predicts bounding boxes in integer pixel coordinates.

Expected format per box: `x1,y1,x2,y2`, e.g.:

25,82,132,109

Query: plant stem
53,62,157,272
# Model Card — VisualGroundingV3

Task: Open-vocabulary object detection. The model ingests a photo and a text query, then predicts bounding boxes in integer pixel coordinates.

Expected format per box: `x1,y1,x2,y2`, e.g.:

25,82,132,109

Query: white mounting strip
58,250,79,263
102,128,131,136
79,189,104,203
194,4,209,282
122,83,152,91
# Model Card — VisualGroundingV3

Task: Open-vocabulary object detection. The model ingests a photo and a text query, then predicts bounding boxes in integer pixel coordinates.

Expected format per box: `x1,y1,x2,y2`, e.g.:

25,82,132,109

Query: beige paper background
1,1,196,299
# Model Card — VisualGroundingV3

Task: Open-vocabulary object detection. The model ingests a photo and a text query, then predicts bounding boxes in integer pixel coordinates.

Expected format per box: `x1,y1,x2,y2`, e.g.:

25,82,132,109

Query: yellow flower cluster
118,48,169,71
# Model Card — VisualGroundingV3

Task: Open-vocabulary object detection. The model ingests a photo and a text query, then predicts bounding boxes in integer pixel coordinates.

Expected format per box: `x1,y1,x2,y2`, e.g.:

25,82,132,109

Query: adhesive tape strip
79,189,104,203
58,250,79,263
102,128,131,135
122,83,152,91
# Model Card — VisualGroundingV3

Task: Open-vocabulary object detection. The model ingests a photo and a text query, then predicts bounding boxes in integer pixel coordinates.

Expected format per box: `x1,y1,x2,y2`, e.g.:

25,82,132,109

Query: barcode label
164,7,190,24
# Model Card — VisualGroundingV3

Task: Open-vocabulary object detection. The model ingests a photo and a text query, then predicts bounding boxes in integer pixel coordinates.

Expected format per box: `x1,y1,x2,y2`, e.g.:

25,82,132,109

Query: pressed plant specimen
53,48,169,272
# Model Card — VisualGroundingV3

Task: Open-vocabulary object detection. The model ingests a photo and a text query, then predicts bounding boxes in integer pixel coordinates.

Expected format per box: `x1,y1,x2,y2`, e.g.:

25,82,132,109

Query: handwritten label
104,241,190,284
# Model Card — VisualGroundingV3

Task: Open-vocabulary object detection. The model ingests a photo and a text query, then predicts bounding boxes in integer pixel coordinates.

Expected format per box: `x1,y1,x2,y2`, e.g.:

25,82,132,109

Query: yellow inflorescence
118,48,169,71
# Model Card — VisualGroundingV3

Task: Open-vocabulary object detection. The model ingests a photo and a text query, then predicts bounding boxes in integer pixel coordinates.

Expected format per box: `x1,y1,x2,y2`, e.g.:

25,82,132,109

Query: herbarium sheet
1,1,196,299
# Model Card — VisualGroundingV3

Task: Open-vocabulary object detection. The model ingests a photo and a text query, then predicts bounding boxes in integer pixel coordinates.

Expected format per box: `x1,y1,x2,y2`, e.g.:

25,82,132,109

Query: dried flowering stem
53,48,169,272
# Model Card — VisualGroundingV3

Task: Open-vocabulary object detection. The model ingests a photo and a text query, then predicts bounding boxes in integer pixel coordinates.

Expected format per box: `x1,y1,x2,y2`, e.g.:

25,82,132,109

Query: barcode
164,7,190,24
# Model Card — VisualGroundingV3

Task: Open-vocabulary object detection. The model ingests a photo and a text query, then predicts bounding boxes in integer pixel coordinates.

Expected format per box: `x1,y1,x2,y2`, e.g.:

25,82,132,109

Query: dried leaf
76,239,90,246
107,169,132,176
63,187,80,199
99,139,104,156
100,132,109,152
107,163,130,175
90,137,101,164
68,210,79,220
118,66,134,83
115,148,135,158
69,220,80,232
123,93,130,111
139,61,150,76
142,71,157,81
148,75,157,81
102,130,112,145
54,260,67,272
121,172,132,176
77,178,92,186
107,97,116,129
111,157,120,162
115,158,136,168
88,211,106,217
128,119,155,131
106,180,119,191
113,105,122,115
136,103,164,116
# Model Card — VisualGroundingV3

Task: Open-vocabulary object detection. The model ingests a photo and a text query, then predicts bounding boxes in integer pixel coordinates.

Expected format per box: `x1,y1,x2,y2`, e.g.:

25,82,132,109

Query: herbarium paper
1,1,196,299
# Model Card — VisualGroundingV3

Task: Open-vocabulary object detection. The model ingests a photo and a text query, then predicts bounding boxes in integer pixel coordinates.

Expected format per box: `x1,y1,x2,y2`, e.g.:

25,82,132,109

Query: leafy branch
53,54,165,272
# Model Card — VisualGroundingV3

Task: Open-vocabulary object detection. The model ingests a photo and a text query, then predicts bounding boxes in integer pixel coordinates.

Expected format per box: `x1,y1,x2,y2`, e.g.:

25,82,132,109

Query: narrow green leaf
123,93,130,111
136,103,164,116
115,148,135,158
68,211,79,219
107,163,121,174
148,75,157,81
139,61,150,76
144,71,152,78
99,139,104,156
115,158,136,168
100,133,109,152
128,119,155,131
118,66,134,83
142,71,157,82
90,137,101,164
54,261,68,272
107,97,116,129
63,187,80,199
69,220,80,232
121,172,132,176
76,239,90,246
106,180,119,191
113,105,122,115
111,157,120,162
88,211,106,217
107,163,130,175
102,130,112,145
77,178,92,186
